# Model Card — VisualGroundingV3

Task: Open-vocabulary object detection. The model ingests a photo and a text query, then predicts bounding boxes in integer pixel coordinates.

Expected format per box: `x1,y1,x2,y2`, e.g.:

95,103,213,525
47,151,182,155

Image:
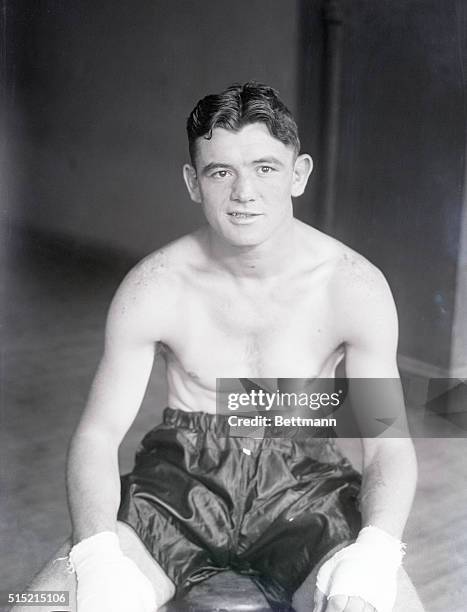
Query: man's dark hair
187,82,300,164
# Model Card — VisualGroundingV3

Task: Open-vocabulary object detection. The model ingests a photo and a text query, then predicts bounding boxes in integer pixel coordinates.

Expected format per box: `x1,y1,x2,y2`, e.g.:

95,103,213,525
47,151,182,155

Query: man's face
183,123,311,247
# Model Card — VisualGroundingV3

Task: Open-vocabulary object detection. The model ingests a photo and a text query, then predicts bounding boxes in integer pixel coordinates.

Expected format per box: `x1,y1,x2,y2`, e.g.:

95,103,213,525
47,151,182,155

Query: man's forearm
67,431,121,544
360,438,417,539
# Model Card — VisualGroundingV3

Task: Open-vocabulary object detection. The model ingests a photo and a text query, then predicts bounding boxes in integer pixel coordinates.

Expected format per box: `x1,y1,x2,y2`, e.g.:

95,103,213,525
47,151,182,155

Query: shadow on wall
298,0,467,374
7,0,300,257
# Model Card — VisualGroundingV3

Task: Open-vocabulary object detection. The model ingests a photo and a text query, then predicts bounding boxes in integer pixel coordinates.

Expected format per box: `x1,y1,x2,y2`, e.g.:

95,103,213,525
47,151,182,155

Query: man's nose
230,174,256,202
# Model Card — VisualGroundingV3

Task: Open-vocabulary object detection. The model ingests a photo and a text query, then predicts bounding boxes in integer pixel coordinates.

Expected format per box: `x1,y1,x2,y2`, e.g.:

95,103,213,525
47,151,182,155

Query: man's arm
342,260,417,537
66,257,177,612
67,259,166,543
314,256,417,612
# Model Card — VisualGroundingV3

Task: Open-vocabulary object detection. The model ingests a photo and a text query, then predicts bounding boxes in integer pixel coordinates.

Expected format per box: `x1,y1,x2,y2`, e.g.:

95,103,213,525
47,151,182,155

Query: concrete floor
2,232,466,611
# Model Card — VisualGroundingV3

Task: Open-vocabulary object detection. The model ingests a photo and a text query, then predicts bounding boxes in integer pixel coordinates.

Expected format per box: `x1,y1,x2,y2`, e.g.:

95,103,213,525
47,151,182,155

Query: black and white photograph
2,2,467,611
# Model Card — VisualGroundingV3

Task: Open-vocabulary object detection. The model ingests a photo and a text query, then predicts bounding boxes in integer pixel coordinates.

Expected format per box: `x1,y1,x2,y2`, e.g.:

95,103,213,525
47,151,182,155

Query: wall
299,0,467,371
7,1,299,255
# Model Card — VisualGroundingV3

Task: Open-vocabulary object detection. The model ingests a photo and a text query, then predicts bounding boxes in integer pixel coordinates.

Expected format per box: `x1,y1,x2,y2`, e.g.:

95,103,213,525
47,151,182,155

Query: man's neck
205,217,300,281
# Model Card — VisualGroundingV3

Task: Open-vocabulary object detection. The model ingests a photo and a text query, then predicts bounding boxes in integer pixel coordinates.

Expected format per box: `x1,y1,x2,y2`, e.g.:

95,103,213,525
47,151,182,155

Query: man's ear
183,164,202,203
291,154,313,197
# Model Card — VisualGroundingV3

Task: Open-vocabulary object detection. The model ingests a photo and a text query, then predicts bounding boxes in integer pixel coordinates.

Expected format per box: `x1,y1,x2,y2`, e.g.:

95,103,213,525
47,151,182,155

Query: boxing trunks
118,407,361,610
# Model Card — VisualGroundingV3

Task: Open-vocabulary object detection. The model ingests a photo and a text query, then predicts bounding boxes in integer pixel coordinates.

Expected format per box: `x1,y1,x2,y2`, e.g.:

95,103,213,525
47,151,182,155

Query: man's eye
259,166,274,174
212,170,229,178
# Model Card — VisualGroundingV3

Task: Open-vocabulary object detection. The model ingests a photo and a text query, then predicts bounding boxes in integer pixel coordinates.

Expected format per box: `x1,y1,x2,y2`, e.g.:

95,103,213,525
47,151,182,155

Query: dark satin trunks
118,407,362,611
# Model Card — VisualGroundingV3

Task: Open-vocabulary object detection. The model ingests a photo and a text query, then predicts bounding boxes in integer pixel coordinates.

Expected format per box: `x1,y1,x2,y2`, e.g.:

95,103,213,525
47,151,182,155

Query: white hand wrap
316,526,406,612
69,531,157,612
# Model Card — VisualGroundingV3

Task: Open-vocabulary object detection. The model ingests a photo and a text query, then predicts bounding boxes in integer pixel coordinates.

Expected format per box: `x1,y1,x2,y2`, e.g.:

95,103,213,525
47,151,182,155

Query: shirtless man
19,83,422,612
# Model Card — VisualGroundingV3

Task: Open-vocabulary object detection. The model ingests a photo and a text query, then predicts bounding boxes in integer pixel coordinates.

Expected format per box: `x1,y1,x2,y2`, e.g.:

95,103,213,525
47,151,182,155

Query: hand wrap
69,531,157,612
316,525,406,612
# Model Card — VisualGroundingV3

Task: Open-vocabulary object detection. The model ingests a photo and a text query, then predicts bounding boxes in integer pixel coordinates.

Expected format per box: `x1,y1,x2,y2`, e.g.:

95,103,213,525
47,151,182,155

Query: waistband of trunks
163,406,233,434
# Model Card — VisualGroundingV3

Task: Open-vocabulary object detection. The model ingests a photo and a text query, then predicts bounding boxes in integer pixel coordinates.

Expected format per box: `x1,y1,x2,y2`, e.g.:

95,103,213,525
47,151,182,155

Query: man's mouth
227,212,262,218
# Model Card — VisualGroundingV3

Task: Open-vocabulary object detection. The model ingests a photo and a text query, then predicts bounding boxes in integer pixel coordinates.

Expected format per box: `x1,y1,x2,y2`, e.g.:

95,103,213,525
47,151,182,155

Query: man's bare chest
163,281,343,379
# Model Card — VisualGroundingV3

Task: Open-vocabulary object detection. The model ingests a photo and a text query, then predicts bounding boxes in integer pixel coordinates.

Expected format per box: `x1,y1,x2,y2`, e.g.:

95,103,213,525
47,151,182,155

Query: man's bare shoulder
106,231,205,339
297,223,386,291
297,222,376,279
333,250,394,319
117,230,204,298
298,221,396,326
310,230,398,345
332,244,388,296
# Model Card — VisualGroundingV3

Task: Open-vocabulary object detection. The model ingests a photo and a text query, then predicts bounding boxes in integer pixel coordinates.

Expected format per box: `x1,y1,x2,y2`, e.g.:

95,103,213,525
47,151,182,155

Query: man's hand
70,532,158,612
313,526,405,612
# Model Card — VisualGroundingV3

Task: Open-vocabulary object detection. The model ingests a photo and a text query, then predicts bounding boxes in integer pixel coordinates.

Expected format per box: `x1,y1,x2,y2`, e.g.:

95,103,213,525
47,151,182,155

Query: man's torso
131,220,364,414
